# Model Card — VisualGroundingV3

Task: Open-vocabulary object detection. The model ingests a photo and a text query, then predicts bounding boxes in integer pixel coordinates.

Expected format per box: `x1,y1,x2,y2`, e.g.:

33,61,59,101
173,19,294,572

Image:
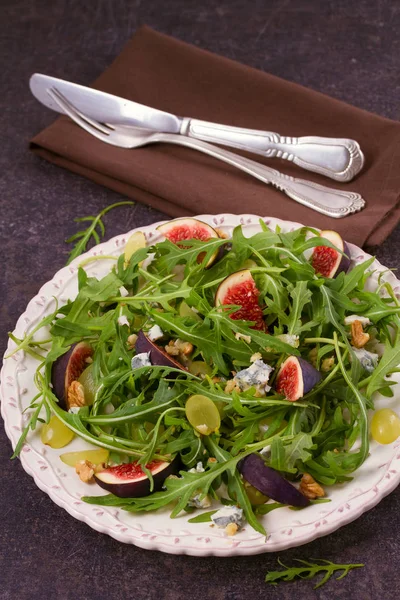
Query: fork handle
180,118,364,183
152,132,365,218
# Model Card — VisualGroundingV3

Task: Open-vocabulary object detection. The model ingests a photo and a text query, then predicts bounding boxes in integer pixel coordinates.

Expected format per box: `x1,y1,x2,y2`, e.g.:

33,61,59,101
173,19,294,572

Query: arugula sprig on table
265,557,364,589
66,201,135,264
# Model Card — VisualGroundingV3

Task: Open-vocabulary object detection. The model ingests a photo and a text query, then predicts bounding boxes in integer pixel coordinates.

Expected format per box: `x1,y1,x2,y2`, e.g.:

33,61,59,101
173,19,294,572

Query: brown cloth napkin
30,26,400,248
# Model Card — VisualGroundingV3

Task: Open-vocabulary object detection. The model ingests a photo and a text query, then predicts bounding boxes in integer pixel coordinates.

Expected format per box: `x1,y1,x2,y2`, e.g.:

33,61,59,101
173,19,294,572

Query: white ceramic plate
2,213,400,557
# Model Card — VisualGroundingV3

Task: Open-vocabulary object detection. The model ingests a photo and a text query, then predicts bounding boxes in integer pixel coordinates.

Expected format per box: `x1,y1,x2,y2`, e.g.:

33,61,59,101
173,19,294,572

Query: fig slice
157,217,221,267
215,269,266,331
135,330,187,371
311,230,351,278
275,356,321,401
94,458,180,498
238,453,310,507
51,342,94,410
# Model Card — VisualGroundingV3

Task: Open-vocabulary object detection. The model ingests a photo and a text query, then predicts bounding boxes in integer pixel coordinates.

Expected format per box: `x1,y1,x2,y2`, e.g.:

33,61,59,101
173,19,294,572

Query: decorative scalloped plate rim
2,213,400,557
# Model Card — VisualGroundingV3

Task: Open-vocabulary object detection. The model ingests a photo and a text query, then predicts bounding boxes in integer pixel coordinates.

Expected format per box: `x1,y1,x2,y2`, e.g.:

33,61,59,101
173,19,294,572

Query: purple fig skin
94,457,180,498
297,357,322,394
238,454,310,507
135,330,187,371
338,241,351,276
51,342,93,410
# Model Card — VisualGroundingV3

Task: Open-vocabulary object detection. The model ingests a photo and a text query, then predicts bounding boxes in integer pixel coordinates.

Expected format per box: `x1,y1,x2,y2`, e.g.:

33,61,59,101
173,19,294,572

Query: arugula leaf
286,281,312,335
367,330,400,397
149,310,230,373
269,433,314,473
49,320,92,340
155,237,226,272
265,558,364,589
66,201,134,264
270,438,286,471
340,257,375,295
188,510,217,523
207,310,300,355
81,272,124,302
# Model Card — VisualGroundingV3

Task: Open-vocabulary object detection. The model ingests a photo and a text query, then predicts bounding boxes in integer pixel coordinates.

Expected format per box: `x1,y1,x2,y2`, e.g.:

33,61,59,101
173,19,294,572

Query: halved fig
135,330,187,371
157,218,220,267
311,230,351,278
94,458,180,498
51,342,94,410
215,270,266,331
238,454,309,507
275,356,321,401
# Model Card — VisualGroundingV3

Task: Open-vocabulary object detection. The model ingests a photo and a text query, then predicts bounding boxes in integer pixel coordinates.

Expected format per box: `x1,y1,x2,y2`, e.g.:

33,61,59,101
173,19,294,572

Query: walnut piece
225,523,239,536
165,339,193,358
250,352,262,363
75,460,95,483
127,333,138,349
67,381,86,408
321,357,335,372
165,342,180,356
235,332,252,344
215,228,229,239
308,347,318,367
224,379,240,394
351,320,370,348
300,473,325,499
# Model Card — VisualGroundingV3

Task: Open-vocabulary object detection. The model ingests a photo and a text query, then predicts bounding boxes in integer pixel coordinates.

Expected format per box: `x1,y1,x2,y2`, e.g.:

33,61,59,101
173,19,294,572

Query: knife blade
30,73,182,132
30,73,364,182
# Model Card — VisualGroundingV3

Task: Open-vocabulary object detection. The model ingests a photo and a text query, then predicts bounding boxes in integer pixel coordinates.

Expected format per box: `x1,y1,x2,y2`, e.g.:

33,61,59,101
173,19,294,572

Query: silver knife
30,73,364,182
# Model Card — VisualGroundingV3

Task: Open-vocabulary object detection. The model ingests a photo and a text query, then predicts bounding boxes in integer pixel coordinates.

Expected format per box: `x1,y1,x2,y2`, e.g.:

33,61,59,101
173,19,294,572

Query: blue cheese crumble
276,333,300,348
234,360,274,395
188,461,205,474
131,352,151,370
117,315,130,327
211,505,243,528
147,324,164,341
352,347,379,372
188,493,212,509
344,315,371,326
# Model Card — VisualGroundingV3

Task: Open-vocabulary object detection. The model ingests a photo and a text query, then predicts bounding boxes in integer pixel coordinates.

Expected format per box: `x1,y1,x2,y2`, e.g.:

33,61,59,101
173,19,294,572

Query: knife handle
181,118,364,183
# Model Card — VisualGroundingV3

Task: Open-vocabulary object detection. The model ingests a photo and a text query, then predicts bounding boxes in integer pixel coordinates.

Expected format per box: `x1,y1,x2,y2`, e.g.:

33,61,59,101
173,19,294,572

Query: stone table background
1,1,399,598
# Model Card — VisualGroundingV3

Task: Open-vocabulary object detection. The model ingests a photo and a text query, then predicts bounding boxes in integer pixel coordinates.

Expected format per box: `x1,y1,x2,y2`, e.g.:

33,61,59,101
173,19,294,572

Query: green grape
124,231,146,265
185,394,221,436
241,259,258,269
243,480,269,505
258,416,287,436
133,314,147,330
371,408,400,444
78,365,97,405
179,301,202,322
40,416,75,448
188,360,213,377
60,448,109,467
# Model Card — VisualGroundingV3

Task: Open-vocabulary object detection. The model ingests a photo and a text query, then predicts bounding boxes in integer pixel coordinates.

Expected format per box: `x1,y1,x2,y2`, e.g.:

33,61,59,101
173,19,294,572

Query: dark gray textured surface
1,1,399,599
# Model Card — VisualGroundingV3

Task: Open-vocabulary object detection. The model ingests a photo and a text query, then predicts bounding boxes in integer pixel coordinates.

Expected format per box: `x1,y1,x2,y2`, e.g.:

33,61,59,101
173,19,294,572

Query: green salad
10,217,400,537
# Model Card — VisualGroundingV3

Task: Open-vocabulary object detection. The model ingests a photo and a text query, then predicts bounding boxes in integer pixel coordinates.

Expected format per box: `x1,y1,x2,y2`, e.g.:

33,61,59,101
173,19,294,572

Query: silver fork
48,87,365,218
